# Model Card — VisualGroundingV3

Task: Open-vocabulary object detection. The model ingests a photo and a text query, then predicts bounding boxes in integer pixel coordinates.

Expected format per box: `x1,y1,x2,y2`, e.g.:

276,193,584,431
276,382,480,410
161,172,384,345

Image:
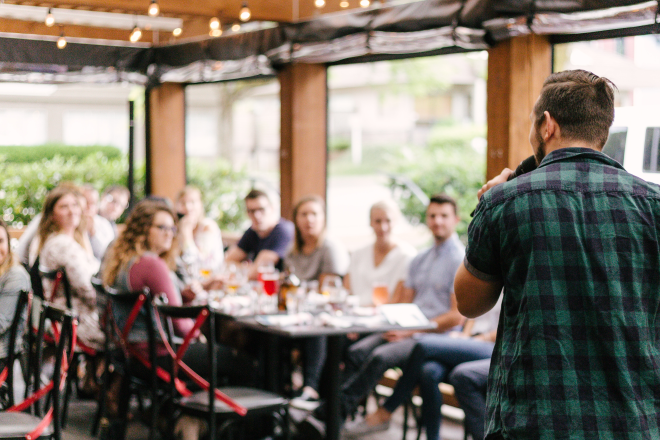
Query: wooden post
146,83,186,201
486,34,552,180
279,63,328,221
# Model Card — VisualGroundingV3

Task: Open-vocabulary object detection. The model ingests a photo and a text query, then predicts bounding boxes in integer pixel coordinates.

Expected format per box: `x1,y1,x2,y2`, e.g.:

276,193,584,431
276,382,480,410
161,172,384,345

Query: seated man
99,185,130,234
225,189,294,280
81,184,115,260
449,358,491,440
299,194,465,438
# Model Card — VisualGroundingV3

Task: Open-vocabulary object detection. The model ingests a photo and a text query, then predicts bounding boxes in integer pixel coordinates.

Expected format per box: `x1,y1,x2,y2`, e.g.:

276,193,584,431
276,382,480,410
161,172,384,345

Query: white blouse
348,242,417,306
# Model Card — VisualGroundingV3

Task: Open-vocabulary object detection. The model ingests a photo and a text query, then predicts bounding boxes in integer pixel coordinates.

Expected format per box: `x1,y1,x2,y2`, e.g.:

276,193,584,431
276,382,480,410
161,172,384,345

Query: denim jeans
449,358,491,440
382,334,494,440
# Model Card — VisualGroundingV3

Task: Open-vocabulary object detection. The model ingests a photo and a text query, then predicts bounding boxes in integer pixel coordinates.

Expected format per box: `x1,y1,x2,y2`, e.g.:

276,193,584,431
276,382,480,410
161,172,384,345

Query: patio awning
0,0,657,84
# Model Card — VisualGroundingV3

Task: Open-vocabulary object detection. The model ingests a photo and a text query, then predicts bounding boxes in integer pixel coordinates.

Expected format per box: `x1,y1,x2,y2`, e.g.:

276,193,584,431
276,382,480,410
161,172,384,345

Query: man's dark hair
244,189,270,203
428,193,457,215
533,69,616,149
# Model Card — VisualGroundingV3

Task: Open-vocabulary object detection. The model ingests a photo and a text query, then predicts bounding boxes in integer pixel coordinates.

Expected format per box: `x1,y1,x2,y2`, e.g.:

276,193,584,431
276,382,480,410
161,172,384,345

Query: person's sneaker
343,417,390,438
297,414,326,440
290,388,321,411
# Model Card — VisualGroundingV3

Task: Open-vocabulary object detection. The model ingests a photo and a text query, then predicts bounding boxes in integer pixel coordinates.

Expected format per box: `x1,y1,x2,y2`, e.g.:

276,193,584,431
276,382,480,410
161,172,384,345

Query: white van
603,106,660,185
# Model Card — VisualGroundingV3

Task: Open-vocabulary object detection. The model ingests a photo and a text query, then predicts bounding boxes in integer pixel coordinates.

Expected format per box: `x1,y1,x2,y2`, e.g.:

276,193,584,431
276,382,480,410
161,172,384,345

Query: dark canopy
0,0,656,84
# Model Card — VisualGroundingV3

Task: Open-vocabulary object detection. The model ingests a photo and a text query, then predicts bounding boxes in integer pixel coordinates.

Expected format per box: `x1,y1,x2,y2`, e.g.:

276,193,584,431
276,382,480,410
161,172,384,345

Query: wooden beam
146,83,186,202
279,63,327,221
486,34,551,180
0,18,155,42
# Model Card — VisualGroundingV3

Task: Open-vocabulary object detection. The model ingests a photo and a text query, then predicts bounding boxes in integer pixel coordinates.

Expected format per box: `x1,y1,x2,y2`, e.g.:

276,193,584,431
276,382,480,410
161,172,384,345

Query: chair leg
402,399,409,440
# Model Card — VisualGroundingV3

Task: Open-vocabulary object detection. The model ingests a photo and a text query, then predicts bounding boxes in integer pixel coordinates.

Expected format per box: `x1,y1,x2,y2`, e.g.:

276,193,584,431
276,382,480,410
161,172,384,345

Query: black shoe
312,401,327,422
297,415,325,440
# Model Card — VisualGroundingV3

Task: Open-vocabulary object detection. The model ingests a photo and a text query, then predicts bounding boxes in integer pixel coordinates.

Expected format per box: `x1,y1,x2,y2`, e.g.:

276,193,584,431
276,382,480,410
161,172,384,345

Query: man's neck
255,219,278,238
545,139,600,157
433,234,451,247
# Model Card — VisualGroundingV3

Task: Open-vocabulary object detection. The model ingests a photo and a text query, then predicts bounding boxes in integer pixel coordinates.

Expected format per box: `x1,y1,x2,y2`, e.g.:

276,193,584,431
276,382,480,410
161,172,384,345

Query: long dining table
231,314,436,440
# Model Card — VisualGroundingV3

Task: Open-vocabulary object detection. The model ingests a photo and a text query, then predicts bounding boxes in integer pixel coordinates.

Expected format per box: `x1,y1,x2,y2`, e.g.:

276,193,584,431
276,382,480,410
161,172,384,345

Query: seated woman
175,186,224,280
30,184,105,352
345,297,502,439
102,198,196,355
285,195,349,408
344,200,416,306
0,218,31,405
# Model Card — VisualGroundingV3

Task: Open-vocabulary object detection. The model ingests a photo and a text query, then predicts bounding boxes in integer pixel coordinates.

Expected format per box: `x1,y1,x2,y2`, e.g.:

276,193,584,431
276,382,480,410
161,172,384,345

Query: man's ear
543,111,559,141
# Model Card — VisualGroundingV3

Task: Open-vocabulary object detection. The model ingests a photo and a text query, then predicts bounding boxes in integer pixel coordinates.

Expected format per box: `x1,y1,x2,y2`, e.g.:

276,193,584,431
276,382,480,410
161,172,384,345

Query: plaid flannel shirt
466,148,660,440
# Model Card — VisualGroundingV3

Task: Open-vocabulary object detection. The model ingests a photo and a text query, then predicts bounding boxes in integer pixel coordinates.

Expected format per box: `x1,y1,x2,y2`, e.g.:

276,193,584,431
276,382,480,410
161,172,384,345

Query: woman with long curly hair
102,198,194,340
31,184,104,352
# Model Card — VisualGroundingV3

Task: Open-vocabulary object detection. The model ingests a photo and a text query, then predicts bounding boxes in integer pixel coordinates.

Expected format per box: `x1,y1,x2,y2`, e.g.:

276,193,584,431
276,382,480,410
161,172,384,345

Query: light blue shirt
405,233,464,320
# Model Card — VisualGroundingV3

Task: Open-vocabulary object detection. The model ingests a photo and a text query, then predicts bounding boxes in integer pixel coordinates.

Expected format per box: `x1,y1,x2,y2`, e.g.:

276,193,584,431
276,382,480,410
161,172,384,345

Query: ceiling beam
0,18,156,43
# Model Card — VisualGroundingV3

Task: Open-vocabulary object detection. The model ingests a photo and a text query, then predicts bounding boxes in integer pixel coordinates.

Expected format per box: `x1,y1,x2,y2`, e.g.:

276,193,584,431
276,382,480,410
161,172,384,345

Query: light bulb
239,3,251,22
129,26,142,42
45,9,55,27
210,28,222,37
360,0,370,6
315,0,326,7
57,34,67,49
231,23,241,32
209,17,220,30
148,0,160,17
340,1,349,7
172,27,182,37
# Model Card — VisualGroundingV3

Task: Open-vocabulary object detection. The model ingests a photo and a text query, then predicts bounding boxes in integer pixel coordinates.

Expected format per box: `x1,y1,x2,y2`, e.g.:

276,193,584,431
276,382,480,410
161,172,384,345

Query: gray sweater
0,265,31,359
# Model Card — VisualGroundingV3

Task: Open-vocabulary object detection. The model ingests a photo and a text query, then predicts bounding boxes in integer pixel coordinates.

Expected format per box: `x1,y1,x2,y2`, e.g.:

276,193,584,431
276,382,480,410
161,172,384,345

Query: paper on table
379,304,430,327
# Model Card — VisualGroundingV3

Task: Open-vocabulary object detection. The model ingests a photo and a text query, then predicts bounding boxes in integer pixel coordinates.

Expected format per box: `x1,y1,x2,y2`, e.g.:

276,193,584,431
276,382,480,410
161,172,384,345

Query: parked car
603,106,660,185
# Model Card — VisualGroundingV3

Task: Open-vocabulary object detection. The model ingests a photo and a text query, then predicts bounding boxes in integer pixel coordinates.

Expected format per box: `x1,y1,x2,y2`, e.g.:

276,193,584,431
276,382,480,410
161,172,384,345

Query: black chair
157,303,289,440
0,302,77,440
91,278,163,440
0,289,30,410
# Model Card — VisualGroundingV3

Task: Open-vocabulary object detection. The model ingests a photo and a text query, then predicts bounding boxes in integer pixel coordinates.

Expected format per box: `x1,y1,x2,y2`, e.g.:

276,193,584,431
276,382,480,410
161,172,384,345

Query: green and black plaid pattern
466,148,660,440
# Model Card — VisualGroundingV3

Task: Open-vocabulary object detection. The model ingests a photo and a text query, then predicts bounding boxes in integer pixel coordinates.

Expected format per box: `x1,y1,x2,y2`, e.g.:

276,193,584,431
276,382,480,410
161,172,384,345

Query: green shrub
328,138,350,152
187,158,249,232
0,144,122,163
0,152,247,232
387,124,486,241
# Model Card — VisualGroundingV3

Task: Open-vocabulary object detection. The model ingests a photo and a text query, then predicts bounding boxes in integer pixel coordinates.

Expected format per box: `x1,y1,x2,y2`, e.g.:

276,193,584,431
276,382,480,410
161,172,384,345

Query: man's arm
390,282,411,304
454,263,502,318
224,245,247,264
430,294,464,333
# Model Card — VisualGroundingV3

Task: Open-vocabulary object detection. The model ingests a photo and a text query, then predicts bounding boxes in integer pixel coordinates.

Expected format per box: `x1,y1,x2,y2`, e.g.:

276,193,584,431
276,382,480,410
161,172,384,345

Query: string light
315,0,326,8
172,27,182,36
45,8,55,27
360,0,370,7
239,2,251,22
231,22,241,32
129,26,142,42
210,28,222,37
57,31,67,49
209,17,220,30
340,1,349,7
148,0,160,17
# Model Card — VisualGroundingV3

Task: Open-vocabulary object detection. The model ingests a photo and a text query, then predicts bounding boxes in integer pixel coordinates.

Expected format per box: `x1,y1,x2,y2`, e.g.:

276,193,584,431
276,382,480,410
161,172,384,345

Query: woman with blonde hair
0,218,31,376
31,184,104,351
344,199,417,306
175,186,224,279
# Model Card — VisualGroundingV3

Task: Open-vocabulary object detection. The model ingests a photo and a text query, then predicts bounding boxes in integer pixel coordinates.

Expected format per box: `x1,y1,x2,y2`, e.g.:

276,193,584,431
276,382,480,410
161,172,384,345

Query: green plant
187,158,250,232
0,153,144,227
0,144,122,163
328,137,350,152
387,124,486,241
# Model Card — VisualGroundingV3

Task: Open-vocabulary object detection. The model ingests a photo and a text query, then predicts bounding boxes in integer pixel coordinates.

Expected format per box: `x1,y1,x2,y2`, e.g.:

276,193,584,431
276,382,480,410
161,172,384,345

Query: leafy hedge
0,151,248,231
0,144,122,163
388,124,486,241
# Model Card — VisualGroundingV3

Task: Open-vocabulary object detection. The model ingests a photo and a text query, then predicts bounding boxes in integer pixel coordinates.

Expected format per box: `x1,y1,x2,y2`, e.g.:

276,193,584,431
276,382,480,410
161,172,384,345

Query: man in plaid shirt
455,70,660,439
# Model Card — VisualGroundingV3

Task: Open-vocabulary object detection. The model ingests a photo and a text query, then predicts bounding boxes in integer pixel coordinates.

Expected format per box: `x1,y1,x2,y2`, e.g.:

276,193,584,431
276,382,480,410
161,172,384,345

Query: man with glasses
225,189,294,279
99,185,130,234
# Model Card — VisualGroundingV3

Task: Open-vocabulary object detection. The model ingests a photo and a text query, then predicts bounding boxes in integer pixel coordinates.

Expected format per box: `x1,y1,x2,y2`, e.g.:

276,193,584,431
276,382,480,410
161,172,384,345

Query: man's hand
383,330,416,343
477,168,513,200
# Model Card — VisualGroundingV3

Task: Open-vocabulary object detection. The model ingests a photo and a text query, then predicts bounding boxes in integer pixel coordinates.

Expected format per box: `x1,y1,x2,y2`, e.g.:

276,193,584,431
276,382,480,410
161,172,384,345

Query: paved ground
62,395,466,440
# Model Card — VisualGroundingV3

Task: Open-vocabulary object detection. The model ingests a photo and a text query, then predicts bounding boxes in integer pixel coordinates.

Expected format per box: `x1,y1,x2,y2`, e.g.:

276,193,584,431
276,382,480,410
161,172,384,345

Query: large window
643,127,660,173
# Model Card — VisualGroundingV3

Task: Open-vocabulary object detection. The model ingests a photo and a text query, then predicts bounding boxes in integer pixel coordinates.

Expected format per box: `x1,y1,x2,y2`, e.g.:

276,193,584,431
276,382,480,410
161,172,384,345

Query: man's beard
534,129,545,166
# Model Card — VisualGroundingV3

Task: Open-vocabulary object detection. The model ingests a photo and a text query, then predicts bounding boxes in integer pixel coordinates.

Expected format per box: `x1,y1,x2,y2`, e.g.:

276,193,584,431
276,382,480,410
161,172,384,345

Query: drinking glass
372,283,389,306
